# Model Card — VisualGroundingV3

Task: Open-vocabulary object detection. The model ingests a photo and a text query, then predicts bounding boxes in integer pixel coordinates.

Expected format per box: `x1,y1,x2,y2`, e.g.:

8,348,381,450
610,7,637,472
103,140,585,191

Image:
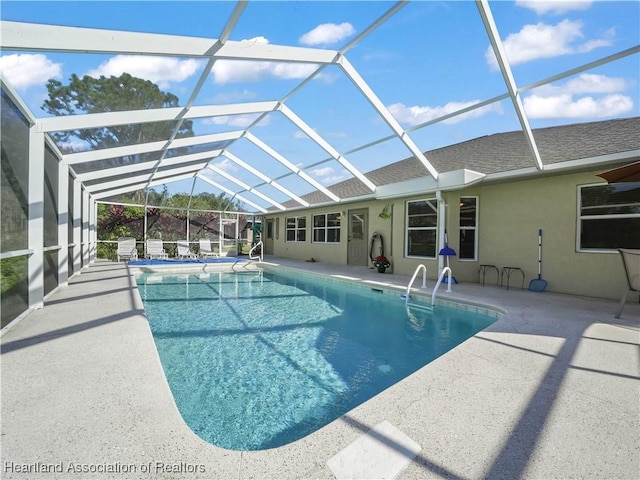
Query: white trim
459,196,479,261
337,56,439,181
311,212,342,244
576,182,640,253
75,150,222,182
0,77,37,126
197,174,268,213
405,197,439,259
0,249,34,260
206,165,285,210
245,131,340,202
285,215,307,243
1,21,338,63
222,151,309,207
28,126,45,310
73,179,82,273
58,154,70,286
476,0,543,171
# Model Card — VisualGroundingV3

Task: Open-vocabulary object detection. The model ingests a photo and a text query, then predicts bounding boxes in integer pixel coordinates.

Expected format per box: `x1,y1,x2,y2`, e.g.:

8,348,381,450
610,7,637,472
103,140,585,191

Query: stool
501,266,525,290
478,264,500,286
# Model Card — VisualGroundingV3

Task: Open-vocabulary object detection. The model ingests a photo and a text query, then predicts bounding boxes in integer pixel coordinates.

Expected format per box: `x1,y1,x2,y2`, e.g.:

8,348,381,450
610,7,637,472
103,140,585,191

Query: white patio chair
146,239,168,260
198,238,219,259
177,240,197,259
615,248,640,319
116,237,138,262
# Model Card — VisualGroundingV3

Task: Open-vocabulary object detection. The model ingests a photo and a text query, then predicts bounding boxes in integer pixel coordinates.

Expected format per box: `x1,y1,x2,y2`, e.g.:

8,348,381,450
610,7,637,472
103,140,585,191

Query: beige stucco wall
448,171,627,299
264,169,631,300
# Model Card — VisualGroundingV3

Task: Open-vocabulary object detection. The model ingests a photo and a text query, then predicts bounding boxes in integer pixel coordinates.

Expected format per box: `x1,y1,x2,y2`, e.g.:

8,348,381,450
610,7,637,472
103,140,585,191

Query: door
347,209,368,266
264,219,274,255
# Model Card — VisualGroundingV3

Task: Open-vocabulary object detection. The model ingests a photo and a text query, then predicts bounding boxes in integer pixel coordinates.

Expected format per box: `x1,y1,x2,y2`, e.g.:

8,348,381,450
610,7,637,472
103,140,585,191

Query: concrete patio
1,257,638,479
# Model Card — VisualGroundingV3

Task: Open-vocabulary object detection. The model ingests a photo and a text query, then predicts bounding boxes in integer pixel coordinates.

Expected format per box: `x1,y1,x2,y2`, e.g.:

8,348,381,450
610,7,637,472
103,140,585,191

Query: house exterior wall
264,168,631,300
450,171,627,300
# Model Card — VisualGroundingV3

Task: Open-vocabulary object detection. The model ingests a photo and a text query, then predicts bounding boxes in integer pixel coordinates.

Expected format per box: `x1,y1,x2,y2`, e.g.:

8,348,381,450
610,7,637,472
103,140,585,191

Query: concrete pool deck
1,257,638,480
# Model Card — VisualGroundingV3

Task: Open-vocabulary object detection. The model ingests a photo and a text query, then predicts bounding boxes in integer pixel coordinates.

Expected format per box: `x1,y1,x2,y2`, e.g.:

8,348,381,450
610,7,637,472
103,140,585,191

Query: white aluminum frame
1,1,638,330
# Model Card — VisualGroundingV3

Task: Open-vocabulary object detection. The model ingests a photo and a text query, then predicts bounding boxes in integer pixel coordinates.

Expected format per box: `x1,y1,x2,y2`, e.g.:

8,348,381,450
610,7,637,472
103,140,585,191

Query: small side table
501,266,525,290
478,264,500,286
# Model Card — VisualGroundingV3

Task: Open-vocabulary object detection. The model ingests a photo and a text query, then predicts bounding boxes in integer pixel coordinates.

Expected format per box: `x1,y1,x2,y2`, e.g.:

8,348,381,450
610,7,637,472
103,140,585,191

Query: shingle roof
278,117,640,209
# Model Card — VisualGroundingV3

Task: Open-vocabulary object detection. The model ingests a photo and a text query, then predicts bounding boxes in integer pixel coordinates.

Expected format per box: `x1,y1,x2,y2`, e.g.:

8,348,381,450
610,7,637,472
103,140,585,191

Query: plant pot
377,265,387,273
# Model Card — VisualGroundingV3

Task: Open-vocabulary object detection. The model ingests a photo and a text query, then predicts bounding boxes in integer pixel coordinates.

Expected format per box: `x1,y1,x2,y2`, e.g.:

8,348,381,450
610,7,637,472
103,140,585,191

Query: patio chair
615,248,640,319
177,241,197,259
198,238,219,259
146,238,168,260
116,237,138,262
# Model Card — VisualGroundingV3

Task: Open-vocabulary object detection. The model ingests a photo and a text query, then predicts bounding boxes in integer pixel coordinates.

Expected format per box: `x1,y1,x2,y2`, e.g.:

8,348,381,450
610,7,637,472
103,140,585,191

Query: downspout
436,190,446,274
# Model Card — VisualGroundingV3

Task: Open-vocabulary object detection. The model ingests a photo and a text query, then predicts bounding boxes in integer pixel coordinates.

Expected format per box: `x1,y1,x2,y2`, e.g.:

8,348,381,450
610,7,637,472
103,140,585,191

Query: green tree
167,192,242,211
41,72,245,258
42,72,194,160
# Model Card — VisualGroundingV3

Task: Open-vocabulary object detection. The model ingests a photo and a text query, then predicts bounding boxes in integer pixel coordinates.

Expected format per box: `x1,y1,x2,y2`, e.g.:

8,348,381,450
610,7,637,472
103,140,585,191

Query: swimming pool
136,268,497,450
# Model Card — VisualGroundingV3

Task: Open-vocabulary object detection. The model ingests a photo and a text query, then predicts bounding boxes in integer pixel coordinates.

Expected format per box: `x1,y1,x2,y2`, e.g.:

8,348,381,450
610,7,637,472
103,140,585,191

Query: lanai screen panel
0,90,30,327
70,151,164,175
189,210,223,243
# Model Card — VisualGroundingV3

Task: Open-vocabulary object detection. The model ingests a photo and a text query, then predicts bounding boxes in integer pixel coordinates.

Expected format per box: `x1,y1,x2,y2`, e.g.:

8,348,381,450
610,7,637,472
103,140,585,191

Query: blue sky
1,1,639,204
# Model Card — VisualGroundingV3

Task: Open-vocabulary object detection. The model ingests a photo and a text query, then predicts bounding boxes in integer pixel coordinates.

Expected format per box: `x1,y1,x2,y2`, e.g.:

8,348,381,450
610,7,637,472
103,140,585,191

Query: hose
369,232,385,261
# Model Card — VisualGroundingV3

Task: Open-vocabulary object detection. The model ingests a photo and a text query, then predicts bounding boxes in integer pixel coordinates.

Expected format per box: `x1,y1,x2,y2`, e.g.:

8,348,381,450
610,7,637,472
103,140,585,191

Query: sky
1,0,639,207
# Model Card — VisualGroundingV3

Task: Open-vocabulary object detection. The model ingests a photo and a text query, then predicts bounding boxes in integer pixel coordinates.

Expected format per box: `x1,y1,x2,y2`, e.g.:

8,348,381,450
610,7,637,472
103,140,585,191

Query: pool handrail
405,264,428,304
249,241,263,263
431,267,453,306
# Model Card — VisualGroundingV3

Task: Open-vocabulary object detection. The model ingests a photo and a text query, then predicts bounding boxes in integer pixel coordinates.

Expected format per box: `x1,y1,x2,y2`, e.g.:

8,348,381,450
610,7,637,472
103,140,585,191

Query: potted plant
373,255,391,273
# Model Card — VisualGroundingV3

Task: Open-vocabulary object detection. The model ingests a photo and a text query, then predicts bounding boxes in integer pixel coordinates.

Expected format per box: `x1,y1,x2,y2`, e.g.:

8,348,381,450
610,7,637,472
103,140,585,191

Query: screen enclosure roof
1,1,638,213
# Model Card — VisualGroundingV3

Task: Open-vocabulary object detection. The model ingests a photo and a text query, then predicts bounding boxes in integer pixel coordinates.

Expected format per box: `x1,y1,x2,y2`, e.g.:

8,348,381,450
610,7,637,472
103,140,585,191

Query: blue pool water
137,269,496,450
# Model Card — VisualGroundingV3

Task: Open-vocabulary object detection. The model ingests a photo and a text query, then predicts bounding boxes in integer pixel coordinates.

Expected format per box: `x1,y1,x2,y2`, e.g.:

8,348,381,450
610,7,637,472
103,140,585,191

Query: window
285,216,306,242
313,213,341,243
459,197,478,260
266,220,273,239
406,198,438,257
578,183,640,251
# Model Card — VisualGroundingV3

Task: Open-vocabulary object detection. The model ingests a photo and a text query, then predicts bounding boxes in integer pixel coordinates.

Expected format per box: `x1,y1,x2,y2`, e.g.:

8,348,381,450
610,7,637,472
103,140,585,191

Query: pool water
137,269,496,450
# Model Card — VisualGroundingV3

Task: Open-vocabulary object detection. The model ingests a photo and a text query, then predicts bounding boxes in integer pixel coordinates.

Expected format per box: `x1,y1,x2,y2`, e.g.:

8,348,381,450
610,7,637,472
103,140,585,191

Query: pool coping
1,258,638,479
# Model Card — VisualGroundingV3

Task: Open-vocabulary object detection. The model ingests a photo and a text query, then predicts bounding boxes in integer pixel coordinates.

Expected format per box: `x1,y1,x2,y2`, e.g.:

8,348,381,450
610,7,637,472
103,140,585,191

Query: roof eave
375,169,486,199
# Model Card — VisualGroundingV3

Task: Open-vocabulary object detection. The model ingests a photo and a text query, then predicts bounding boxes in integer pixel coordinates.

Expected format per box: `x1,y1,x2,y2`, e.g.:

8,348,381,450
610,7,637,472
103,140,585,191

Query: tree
42,72,245,257
42,72,194,161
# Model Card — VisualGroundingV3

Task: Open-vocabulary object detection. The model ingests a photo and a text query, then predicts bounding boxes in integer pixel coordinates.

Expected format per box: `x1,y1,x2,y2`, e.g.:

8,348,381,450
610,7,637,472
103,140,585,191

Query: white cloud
516,0,593,15
198,158,239,185
523,93,633,118
292,128,347,140
534,73,629,97
212,59,318,85
293,131,308,139
523,73,634,119
485,20,612,69
204,113,269,128
299,22,355,46
212,158,239,174
576,32,616,53
310,166,350,185
0,53,62,90
325,131,348,139
213,89,257,103
311,167,336,177
211,37,318,84
85,55,200,88
388,100,502,127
